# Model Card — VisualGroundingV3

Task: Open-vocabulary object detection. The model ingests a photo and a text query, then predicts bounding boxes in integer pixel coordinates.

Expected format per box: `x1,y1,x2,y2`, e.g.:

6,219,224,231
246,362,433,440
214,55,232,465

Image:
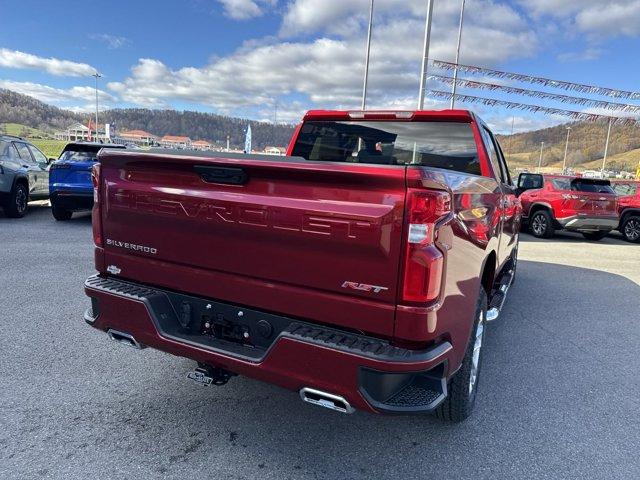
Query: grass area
507,148,640,175
583,148,640,172
31,139,67,158
1,122,50,138
0,123,66,158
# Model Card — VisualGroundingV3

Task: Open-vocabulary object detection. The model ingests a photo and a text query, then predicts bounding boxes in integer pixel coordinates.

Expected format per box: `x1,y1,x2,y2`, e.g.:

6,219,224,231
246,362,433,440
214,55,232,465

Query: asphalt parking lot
1,205,639,480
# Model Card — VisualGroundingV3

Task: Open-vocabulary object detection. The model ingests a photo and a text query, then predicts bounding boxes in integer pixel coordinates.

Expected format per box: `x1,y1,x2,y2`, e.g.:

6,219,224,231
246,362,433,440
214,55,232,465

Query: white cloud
519,0,640,38
281,0,527,37
89,34,131,49
575,2,640,37
109,0,537,112
0,79,115,105
217,0,276,20
487,114,565,135
0,48,96,77
557,47,604,62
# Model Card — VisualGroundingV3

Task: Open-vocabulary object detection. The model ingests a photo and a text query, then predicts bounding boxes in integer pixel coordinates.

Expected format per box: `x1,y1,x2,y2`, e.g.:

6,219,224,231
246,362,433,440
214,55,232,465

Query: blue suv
49,142,125,221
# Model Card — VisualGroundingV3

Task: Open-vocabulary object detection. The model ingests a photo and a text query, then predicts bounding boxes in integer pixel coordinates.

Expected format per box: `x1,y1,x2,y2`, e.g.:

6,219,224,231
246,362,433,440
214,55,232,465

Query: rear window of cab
291,121,481,175
58,144,124,162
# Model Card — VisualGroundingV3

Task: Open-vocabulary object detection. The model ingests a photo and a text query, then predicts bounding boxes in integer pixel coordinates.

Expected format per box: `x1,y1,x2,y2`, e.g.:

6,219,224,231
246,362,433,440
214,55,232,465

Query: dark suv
0,135,52,218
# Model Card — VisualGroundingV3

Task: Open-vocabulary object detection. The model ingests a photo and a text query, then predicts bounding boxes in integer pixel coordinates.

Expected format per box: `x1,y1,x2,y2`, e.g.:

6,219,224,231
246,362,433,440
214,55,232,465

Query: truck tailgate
97,151,407,337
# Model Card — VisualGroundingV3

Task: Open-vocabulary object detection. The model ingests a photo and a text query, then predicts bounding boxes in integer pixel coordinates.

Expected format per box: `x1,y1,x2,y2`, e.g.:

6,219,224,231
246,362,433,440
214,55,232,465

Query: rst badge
341,281,388,294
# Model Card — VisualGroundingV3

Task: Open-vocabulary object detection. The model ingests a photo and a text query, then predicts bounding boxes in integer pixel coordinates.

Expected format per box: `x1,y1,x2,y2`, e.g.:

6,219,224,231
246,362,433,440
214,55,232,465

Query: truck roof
302,109,474,122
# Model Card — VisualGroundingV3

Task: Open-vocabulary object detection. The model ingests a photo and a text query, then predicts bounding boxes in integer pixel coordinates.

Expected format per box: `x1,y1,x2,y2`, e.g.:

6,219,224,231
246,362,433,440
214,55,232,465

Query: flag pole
601,118,613,175
418,0,435,110
450,0,466,109
361,0,374,111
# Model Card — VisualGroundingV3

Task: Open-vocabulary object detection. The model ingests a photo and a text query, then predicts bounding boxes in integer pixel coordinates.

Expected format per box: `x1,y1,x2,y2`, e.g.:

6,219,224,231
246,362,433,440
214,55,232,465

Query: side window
492,136,512,186
551,178,571,191
0,141,20,162
14,142,35,163
481,127,505,183
0,140,12,158
28,145,48,165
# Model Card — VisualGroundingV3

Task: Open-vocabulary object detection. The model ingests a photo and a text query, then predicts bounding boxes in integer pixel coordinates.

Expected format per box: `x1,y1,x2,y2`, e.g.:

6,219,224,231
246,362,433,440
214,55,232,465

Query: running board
486,268,514,322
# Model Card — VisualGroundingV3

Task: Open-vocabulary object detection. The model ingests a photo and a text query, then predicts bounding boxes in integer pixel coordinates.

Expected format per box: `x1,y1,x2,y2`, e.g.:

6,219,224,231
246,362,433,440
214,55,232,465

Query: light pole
361,0,374,111
562,126,571,174
450,0,466,109
418,0,435,109
601,118,613,175
537,141,544,173
273,101,278,147
91,72,102,141
506,116,515,157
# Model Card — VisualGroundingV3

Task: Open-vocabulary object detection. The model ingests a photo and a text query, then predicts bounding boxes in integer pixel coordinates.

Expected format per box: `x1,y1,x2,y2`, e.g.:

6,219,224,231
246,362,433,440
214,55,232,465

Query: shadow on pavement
2,212,639,479
21,261,634,479
0,202,91,222
519,230,630,245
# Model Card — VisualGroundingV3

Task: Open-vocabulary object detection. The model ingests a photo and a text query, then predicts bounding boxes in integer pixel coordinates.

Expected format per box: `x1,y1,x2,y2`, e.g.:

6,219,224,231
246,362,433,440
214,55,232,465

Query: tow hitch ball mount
187,363,236,387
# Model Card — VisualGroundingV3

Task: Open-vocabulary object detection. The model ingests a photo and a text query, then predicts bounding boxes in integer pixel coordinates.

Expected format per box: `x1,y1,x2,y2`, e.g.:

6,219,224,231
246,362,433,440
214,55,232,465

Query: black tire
4,182,29,218
620,215,640,243
51,202,73,221
529,210,555,239
581,231,609,241
436,288,488,423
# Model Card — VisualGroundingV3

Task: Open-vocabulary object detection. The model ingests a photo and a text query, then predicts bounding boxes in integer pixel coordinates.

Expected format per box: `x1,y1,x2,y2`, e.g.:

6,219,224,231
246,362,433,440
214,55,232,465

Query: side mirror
47,157,56,164
516,173,543,196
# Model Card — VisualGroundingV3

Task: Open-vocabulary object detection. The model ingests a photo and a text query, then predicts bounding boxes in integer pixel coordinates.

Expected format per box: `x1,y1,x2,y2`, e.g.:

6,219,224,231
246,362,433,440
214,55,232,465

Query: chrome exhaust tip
299,387,354,414
107,329,146,350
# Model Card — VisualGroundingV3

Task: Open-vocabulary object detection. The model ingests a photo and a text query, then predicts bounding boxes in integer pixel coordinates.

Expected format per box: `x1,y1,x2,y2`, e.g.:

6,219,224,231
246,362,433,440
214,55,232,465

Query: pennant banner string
432,60,640,101
427,90,640,126
428,75,640,114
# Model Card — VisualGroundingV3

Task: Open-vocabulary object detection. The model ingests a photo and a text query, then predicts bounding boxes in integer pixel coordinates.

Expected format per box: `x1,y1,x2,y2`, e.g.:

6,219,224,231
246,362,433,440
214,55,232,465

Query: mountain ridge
0,89,295,149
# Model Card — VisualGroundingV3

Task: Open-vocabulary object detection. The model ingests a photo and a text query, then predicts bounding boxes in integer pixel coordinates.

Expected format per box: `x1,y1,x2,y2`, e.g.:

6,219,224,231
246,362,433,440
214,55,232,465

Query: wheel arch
12,173,29,191
620,208,640,224
479,250,497,297
528,202,554,218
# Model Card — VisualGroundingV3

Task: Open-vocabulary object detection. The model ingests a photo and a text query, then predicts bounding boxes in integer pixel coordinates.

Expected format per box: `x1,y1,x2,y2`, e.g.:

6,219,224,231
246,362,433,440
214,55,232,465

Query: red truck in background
84,110,521,422
611,180,640,243
517,174,618,241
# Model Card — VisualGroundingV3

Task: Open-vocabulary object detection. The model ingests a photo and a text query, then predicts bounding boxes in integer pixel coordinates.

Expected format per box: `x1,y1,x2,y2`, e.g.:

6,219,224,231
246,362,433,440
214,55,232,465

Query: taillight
401,189,451,304
91,163,102,247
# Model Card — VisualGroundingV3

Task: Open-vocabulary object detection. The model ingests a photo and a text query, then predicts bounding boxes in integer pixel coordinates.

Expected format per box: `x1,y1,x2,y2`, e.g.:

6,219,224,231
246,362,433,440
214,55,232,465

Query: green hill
497,121,640,173
1,88,638,171
0,89,295,150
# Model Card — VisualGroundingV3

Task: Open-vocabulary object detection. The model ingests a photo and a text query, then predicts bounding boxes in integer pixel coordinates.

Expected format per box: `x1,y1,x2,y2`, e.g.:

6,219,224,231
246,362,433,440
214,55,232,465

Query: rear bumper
557,215,618,231
50,190,93,211
84,275,453,414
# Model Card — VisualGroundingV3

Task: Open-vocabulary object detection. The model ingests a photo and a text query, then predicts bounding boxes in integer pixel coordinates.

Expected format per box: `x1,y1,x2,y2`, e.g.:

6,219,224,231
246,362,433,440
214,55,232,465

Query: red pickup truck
517,174,618,241
84,110,521,421
611,180,640,243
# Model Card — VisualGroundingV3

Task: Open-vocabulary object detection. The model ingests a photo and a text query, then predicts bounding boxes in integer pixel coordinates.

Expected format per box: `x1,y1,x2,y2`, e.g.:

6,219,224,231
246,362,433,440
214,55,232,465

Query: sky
1,0,640,133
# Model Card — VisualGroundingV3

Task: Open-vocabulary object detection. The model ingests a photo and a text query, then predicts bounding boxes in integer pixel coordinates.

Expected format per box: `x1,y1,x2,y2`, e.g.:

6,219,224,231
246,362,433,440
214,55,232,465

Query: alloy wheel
624,219,640,242
531,214,547,236
15,188,27,214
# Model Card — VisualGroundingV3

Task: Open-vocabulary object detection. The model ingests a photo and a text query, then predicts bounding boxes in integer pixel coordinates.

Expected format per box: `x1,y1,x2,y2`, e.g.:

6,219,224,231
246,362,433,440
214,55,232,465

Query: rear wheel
435,289,487,423
4,183,29,218
529,210,555,238
621,215,640,243
582,231,609,241
51,202,73,221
